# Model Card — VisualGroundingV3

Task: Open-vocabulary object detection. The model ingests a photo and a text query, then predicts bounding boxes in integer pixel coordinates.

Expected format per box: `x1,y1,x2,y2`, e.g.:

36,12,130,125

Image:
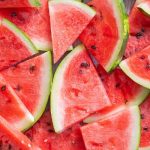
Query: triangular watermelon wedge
0,18,38,71
120,45,150,89
51,45,110,133
81,106,141,150
0,74,34,131
49,0,96,63
0,0,41,7
1,51,52,127
79,0,129,72
0,115,40,149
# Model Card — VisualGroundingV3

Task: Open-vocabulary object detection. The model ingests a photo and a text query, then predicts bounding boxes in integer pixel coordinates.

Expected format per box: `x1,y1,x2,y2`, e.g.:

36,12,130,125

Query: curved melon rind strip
1,18,38,55
119,61,150,89
137,1,150,16
105,0,129,72
29,0,41,7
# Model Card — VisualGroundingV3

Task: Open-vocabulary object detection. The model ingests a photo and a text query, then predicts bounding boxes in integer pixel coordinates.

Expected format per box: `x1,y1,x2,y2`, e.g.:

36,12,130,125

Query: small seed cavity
1,85,6,91
139,55,145,60
80,61,90,68
14,85,21,91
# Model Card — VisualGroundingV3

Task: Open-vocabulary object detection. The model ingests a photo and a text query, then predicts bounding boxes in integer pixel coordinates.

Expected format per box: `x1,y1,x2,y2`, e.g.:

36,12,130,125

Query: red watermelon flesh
140,95,150,149
97,65,149,105
124,0,150,58
25,109,86,150
0,0,52,51
0,116,38,150
79,0,127,72
0,0,41,8
49,0,96,63
1,52,52,124
81,106,140,150
0,18,37,71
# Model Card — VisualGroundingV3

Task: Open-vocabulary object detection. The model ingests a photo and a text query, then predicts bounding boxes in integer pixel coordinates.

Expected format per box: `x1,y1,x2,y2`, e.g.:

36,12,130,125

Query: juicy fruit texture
51,45,110,133
0,116,37,150
125,0,150,58
81,106,141,150
138,1,150,16
1,52,52,125
0,74,34,131
25,109,86,150
0,0,41,7
140,95,150,149
97,65,149,105
79,0,128,72
0,18,37,70
0,0,52,51
49,0,96,63
120,45,150,89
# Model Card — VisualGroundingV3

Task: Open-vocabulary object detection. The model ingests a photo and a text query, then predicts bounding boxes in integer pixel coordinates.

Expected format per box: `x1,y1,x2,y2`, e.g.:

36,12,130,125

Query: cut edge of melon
6,82,34,131
33,51,52,124
128,106,141,150
119,60,150,89
137,1,150,16
49,0,96,18
105,0,129,72
1,18,38,54
127,87,149,106
83,105,127,123
51,44,86,133
29,0,41,7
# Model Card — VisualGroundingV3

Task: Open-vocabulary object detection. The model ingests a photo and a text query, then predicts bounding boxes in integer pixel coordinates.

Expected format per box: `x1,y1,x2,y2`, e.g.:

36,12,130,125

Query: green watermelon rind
105,0,129,72
23,52,52,131
137,2,150,16
1,18,38,55
29,0,41,7
119,61,150,89
49,0,96,18
51,44,86,133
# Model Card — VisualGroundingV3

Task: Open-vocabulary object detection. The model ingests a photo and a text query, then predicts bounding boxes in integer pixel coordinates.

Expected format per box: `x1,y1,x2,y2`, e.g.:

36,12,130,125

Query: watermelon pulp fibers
0,0,41,8
51,44,110,133
120,45,150,89
79,0,128,72
25,109,86,150
1,52,52,126
49,0,96,63
125,0,150,58
0,18,37,71
81,106,141,150
140,95,150,149
0,0,52,51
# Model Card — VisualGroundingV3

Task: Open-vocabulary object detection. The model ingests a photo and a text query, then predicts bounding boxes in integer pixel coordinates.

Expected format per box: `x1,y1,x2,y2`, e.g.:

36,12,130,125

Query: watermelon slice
138,1,150,16
79,0,129,72
0,0,41,7
0,74,34,131
0,18,38,70
1,52,52,126
0,115,40,149
49,0,96,63
25,109,86,150
97,65,149,105
51,44,110,133
0,0,52,51
81,106,141,150
120,45,150,89
124,0,150,58
140,95,150,149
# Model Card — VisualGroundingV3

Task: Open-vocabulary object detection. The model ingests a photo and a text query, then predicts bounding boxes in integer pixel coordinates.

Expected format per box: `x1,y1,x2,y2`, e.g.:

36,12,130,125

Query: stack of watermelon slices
0,0,150,150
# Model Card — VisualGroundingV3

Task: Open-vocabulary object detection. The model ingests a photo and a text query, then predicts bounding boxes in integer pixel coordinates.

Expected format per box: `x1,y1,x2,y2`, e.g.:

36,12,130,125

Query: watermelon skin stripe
1,18,38,55
29,0,41,7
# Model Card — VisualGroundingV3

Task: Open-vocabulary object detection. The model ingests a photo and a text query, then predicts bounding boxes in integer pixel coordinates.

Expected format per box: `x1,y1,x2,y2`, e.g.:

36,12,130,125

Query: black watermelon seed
29,65,36,73
143,127,148,131
1,85,6,91
80,62,90,68
141,28,145,33
135,32,143,39
115,83,120,88
91,45,96,50
11,12,17,17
